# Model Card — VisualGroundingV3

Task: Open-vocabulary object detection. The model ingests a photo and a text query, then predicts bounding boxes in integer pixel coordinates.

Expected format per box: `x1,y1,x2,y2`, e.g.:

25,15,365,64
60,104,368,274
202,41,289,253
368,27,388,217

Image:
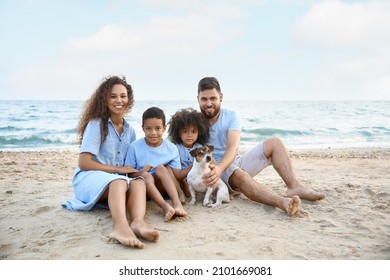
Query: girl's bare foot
130,221,160,242
178,189,186,204
283,195,301,216
287,184,325,201
108,223,144,249
162,203,176,222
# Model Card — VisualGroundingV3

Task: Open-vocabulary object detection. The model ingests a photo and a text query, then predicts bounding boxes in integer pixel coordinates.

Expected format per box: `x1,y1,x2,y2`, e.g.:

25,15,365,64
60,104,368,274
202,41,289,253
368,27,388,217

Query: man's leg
263,137,325,201
229,169,301,216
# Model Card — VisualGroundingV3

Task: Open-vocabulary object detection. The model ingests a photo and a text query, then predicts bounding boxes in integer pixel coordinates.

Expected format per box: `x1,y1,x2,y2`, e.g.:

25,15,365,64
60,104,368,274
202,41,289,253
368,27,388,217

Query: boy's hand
142,164,153,172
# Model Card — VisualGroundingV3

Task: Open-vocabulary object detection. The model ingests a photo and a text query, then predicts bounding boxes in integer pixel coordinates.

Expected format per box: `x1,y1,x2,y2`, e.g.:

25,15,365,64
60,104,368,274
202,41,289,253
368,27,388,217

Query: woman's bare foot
283,195,301,216
287,184,325,201
162,203,176,222
130,221,160,243
108,223,144,249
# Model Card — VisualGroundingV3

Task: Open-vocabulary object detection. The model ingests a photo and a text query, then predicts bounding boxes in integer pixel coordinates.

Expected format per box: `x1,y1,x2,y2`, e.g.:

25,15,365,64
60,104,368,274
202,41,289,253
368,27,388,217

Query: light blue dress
125,138,181,175
62,118,136,211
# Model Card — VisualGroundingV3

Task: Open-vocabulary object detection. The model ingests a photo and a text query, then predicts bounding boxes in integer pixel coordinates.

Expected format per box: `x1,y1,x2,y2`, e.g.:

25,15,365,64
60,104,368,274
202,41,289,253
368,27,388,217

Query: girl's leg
154,165,187,217
126,178,160,242
181,179,191,198
105,179,144,249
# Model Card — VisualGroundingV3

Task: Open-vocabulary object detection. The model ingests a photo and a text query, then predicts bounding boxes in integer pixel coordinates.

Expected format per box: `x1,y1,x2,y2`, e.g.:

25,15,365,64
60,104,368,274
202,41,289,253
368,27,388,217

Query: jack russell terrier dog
187,144,230,207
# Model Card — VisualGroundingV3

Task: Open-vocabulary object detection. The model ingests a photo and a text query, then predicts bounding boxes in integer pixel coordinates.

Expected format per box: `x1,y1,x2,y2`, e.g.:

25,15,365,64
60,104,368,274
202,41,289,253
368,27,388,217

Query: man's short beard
201,106,220,120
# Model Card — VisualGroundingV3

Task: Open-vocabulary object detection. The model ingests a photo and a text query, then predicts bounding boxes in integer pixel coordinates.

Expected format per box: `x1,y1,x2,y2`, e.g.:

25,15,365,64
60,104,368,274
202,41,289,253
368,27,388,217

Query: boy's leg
155,165,187,217
142,172,175,222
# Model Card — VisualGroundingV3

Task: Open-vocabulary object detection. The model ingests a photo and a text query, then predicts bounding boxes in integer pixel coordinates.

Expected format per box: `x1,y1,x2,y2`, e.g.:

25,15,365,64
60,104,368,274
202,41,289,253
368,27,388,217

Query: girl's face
142,118,166,147
107,84,128,117
180,125,198,148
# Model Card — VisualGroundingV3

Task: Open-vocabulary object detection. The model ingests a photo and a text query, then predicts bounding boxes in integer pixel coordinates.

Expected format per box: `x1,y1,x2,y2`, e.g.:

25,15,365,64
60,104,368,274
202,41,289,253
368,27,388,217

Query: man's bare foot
283,195,301,216
287,184,325,201
162,203,175,222
130,221,160,242
109,223,144,249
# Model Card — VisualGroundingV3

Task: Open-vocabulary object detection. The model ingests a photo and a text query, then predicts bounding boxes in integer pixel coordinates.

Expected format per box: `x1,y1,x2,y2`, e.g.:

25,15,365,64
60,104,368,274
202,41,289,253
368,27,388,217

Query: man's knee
263,137,285,158
229,168,251,190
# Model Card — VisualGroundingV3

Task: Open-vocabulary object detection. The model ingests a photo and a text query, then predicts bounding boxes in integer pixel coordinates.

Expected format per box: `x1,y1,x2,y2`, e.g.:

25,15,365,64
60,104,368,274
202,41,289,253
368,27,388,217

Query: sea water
0,100,389,151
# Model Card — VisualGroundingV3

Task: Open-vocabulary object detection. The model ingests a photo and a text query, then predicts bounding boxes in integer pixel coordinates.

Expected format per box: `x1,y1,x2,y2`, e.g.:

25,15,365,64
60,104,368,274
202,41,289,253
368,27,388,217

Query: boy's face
142,118,166,147
180,125,198,148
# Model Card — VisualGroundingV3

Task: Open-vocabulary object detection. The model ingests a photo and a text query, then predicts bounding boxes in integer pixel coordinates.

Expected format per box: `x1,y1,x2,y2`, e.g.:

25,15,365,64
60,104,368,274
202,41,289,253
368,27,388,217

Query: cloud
61,16,237,58
292,0,390,49
3,4,245,100
289,0,390,99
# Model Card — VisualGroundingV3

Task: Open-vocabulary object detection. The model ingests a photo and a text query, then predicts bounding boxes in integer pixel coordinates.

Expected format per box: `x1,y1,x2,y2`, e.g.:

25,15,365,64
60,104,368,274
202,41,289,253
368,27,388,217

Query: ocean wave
0,126,36,132
242,127,310,137
0,135,76,148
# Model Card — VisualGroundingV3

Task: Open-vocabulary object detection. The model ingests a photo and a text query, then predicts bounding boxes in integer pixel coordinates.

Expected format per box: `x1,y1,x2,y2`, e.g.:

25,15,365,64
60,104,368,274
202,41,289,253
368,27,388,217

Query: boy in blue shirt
126,107,187,221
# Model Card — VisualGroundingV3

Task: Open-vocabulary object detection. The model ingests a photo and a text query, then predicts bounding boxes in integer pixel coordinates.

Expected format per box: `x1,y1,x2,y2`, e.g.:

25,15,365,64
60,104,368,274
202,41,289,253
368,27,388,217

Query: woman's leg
126,178,160,242
105,179,144,249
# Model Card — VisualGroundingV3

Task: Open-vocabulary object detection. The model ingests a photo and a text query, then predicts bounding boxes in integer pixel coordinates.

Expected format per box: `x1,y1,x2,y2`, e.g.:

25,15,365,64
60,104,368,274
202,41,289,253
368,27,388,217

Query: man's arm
204,130,240,186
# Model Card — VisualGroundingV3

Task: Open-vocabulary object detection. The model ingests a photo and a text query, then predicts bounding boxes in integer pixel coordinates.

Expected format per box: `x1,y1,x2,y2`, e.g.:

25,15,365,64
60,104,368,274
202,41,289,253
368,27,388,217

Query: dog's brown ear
189,148,198,157
207,144,214,152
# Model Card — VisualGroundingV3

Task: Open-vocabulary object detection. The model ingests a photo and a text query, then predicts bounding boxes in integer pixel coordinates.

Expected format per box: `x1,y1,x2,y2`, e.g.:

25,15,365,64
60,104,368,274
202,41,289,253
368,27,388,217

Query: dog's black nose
206,155,211,162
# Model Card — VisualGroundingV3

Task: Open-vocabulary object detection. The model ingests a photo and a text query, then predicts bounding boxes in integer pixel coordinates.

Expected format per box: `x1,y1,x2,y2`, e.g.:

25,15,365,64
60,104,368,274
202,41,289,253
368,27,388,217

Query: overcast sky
0,0,389,101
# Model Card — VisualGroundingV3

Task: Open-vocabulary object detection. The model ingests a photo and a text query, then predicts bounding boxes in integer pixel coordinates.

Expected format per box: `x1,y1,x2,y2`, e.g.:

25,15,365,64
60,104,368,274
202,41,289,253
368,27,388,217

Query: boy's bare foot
162,203,176,222
173,203,187,217
130,221,160,242
109,223,144,249
287,184,325,201
283,195,301,216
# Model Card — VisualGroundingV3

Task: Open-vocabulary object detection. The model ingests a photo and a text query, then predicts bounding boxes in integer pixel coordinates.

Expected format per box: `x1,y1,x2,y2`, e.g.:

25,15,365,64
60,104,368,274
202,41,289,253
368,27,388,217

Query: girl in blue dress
62,76,159,249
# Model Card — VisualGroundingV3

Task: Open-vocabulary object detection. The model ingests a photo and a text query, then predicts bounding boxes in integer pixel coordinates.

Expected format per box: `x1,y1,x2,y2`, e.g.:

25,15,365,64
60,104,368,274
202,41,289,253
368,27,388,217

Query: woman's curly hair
168,108,210,145
77,75,134,144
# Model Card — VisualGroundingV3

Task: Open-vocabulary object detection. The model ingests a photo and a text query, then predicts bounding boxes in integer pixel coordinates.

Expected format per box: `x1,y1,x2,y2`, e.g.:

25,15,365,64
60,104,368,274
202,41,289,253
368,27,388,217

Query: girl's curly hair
77,75,134,144
168,108,210,145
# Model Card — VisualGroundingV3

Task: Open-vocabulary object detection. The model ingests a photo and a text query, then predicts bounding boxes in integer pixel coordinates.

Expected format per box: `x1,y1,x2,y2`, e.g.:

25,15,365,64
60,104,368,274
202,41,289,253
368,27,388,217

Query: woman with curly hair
62,75,159,249
167,108,210,197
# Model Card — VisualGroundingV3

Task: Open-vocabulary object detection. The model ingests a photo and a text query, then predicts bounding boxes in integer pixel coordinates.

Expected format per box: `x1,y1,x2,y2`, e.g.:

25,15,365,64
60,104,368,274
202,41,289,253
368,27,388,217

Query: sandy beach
0,147,389,260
